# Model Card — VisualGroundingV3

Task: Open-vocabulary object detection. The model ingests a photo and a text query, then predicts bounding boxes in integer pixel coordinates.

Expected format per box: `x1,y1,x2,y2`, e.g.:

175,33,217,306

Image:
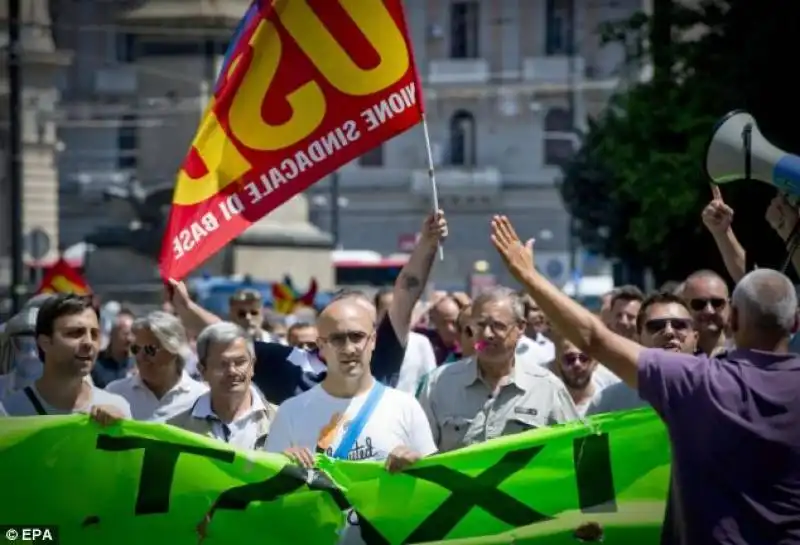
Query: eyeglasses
563,353,591,366
689,298,727,312
237,309,260,318
320,331,372,348
472,320,516,336
644,318,693,335
130,344,159,357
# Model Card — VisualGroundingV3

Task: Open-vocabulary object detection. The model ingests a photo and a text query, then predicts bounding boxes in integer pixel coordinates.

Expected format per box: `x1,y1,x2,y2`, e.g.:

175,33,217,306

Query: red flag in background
37,259,91,295
160,0,425,280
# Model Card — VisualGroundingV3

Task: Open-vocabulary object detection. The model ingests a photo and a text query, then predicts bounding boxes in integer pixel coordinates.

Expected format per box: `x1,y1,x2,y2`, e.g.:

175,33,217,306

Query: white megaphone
705,110,800,199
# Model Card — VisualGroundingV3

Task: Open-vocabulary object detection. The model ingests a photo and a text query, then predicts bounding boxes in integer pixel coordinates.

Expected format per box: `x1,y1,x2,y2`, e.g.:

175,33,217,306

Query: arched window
544,107,574,166
449,110,476,166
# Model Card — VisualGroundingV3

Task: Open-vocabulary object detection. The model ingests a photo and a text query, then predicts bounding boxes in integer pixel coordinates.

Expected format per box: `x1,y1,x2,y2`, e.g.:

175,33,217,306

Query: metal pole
330,171,340,248
9,0,26,314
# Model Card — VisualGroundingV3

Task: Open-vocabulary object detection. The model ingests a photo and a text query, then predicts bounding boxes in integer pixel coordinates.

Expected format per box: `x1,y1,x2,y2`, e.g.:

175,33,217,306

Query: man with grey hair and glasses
169,322,276,450
106,311,207,421
492,214,800,545
418,287,577,453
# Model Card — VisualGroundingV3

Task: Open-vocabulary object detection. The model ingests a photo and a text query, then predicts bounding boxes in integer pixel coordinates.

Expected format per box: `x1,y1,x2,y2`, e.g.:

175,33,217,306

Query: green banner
0,409,670,544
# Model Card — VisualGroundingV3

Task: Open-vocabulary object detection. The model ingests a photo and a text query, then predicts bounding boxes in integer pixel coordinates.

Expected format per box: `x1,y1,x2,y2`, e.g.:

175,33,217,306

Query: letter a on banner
160,0,427,280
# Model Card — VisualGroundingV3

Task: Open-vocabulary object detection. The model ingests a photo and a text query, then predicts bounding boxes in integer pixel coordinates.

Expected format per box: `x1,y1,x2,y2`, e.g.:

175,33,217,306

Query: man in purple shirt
491,215,800,545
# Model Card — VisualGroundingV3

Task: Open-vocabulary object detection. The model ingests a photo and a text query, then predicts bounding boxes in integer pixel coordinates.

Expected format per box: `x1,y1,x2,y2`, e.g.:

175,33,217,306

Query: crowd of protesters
1,190,799,545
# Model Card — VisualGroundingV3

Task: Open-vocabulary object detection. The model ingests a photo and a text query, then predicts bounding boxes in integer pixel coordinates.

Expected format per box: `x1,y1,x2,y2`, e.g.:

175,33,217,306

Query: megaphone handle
780,220,800,273
742,123,753,181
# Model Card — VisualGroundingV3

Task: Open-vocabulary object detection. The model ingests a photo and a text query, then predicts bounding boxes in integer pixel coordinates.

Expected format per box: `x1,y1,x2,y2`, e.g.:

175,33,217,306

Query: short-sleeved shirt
3,382,132,417
637,348,800,544
106,371,208,421
252,316,405,405
419,356,577,452
266,381,436,545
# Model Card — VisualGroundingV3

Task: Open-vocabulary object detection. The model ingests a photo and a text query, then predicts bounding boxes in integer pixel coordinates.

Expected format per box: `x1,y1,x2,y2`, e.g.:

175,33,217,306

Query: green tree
561,0,797,283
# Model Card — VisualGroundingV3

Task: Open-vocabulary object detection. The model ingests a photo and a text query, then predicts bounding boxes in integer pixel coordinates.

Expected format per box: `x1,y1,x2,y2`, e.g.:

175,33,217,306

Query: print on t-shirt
315,412,377,461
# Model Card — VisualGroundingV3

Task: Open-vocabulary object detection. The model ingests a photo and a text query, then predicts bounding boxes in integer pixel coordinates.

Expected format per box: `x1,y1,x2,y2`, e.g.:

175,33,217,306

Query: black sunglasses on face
689,298,726,312
321,331,370,347
563,353,590,366
644,318,693,335
130,344,158,357
237,309,260,318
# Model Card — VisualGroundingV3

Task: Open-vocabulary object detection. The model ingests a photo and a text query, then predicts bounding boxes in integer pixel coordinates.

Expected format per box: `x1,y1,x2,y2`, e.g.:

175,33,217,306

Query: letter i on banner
159,0,431,280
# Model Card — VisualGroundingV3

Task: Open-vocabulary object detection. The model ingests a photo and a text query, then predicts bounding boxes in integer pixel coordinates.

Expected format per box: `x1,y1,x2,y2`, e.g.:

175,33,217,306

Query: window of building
358,144,384,166
545,0,575,56
450,1,480,59
117,114,138,171
449,110,477,166
543,108,574,166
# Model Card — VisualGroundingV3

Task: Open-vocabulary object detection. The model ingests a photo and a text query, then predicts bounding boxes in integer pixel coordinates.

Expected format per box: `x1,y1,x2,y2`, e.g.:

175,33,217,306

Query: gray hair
196,322,255,365
471,287,526,322
132,311,189,369
731,269,797,334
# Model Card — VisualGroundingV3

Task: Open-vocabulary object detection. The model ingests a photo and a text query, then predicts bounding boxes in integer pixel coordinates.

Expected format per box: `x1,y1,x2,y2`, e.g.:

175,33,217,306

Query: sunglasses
295,341,318,351
321,331,371,347
237,309,260,318
644,318,693,335
563,353,590,365
130,344,159,357
689,298,727,312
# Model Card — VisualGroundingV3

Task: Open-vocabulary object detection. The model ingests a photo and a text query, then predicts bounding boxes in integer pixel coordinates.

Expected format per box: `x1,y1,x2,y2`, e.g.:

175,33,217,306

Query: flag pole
420,113,444,260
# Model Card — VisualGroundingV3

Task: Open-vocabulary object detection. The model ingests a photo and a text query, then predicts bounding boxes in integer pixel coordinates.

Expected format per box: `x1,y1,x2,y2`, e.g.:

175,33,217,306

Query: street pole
9,0,26,314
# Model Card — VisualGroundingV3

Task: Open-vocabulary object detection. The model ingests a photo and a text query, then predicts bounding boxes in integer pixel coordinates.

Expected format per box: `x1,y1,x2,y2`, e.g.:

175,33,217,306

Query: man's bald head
430,296,460,346
684,270,729,296
317,297,377,381
731,269,797,338
329,290,377,321
318,298,376,332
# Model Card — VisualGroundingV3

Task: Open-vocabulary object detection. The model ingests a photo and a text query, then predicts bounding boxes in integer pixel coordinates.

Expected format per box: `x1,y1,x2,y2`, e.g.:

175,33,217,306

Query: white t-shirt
3,382,132,417
265,381,437,545
395,332,437,395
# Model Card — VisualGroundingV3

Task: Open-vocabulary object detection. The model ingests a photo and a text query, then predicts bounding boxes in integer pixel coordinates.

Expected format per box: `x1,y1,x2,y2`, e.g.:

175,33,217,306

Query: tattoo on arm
402,274,422,291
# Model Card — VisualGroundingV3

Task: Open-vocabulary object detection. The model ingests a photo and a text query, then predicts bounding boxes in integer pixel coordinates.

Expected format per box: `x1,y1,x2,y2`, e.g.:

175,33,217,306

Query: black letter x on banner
401,446,553,543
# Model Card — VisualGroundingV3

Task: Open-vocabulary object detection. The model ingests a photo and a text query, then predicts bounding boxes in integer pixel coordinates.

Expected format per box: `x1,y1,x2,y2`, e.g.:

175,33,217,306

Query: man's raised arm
387,210,448,344
166,278,221,336
490,216,642,388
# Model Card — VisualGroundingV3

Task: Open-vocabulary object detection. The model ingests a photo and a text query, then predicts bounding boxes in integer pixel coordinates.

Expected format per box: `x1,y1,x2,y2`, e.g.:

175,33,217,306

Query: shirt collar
133,370,195,393
191,385,265,420
463,356,527,392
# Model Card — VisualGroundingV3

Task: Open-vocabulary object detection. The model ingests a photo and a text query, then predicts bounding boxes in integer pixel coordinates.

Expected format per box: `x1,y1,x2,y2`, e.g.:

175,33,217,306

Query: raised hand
701,184,734,235
419,209,448,246
490,215,535,283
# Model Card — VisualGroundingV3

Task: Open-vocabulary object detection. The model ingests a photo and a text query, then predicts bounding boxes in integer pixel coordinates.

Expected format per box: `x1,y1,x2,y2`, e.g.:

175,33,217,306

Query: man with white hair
106,311,207,421
169,322,276,450
491,214,800,545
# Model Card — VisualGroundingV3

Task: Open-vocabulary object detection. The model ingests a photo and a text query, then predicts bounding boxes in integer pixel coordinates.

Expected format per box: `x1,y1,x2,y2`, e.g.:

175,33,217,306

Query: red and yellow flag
160,0,425,280
272,276,318,315
36,259,91,295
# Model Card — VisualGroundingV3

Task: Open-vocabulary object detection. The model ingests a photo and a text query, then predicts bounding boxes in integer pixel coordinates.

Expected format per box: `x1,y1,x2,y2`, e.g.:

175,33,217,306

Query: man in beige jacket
168,322,276,450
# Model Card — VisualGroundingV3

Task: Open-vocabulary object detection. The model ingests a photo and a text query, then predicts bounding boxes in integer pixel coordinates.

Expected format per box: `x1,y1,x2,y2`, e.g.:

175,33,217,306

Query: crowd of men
1,191,799,545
